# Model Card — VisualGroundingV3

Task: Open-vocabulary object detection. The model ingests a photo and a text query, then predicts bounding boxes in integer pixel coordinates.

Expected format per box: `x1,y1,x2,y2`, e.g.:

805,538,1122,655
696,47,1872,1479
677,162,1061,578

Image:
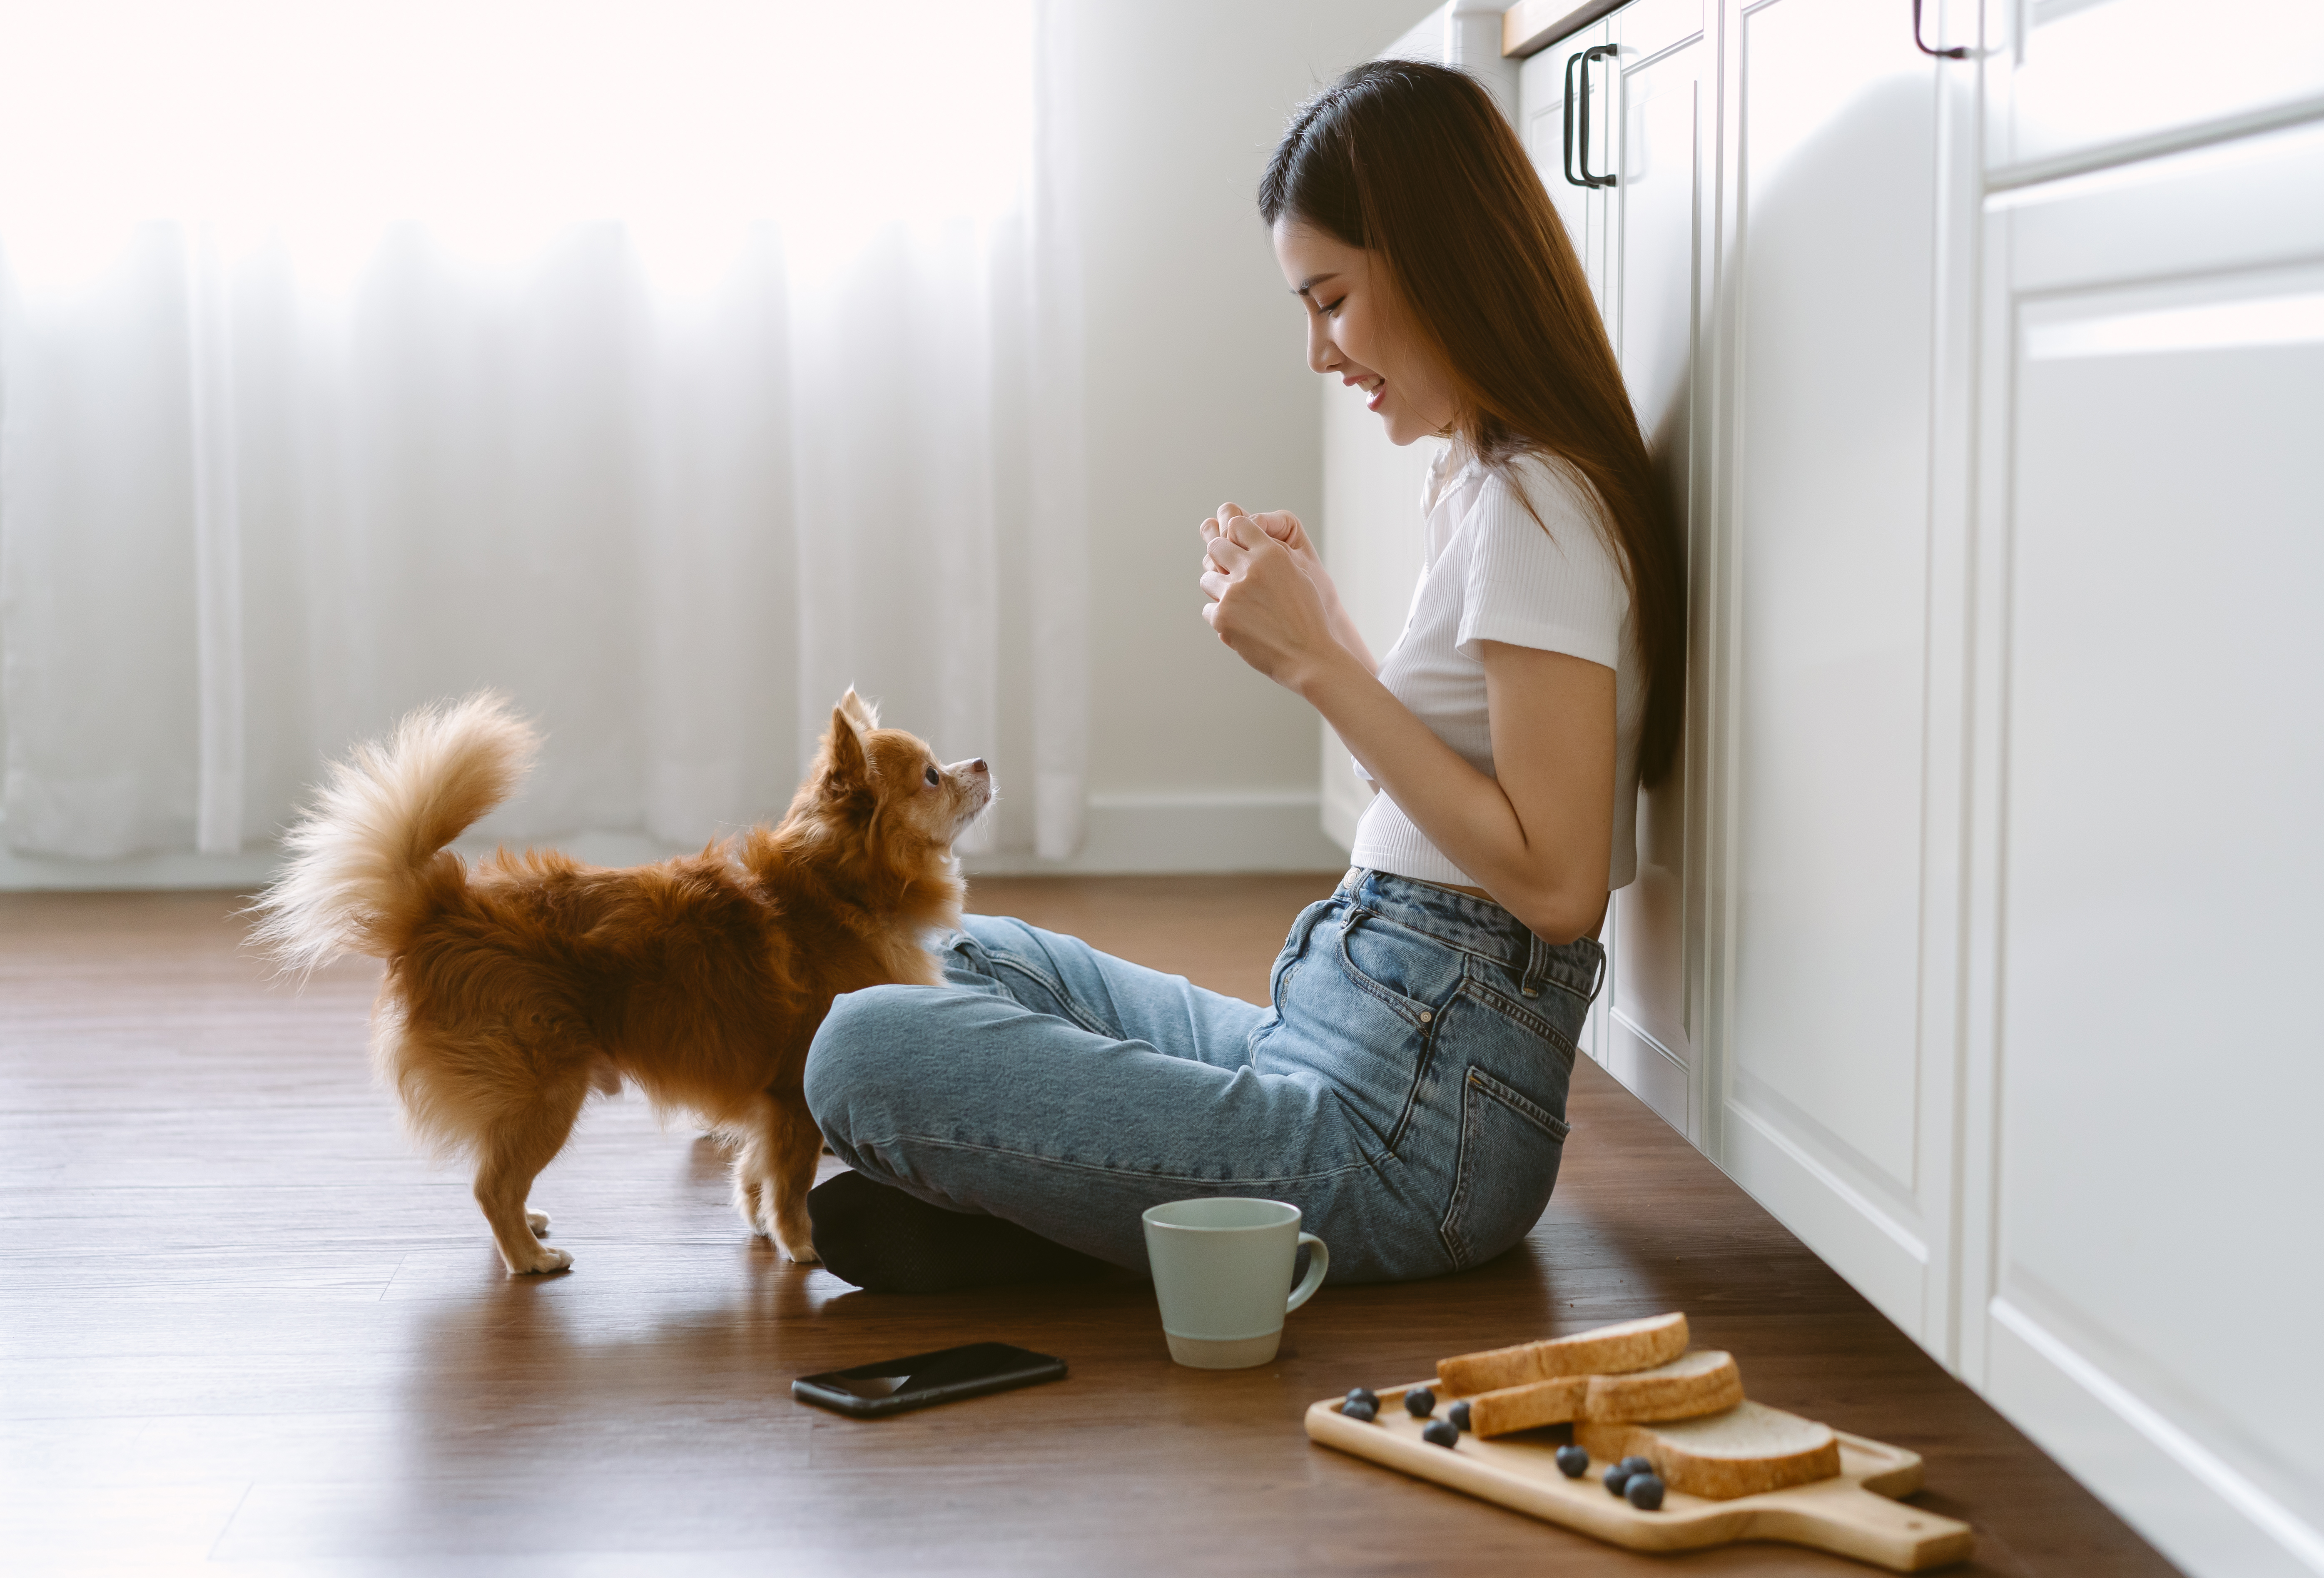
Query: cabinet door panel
1603,32,1709,1137
1721,0,1944,1324
1996,0,2324,179
1520,23,1617,1076
1616,0,1705,60
1975,125,2324,1569
1614,39,1703,484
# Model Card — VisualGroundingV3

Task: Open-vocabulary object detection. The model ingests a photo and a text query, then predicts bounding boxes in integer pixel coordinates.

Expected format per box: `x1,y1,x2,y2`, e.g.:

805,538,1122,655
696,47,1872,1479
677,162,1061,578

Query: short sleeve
1455,457,1629,669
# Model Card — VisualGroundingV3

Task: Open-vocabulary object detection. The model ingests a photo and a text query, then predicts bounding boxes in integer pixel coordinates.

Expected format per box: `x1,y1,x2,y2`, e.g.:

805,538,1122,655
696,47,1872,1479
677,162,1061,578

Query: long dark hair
1260,59,1684,787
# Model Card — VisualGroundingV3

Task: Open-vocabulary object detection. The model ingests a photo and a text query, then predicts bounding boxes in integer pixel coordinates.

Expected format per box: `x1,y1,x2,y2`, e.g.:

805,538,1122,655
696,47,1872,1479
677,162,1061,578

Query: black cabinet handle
1562,48,1589,187
1582,45,1617,188
1563,44,1619,189
1913,0,1969,58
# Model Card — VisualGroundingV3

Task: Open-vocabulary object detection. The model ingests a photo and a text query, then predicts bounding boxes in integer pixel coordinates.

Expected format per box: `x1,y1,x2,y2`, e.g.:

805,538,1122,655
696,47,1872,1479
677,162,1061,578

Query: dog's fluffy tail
252,693,538,976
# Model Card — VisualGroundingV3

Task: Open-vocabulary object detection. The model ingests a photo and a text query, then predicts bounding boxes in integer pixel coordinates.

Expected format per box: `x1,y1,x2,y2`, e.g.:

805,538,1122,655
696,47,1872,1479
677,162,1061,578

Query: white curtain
0,0,1087,865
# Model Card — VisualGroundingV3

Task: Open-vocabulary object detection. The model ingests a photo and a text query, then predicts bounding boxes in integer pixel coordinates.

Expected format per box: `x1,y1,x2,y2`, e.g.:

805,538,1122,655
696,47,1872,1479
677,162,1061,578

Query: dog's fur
252,690,989,1274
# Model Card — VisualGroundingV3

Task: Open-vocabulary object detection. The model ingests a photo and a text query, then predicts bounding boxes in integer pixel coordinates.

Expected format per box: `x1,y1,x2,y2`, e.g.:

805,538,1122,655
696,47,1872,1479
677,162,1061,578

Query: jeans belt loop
1521,930,1548,999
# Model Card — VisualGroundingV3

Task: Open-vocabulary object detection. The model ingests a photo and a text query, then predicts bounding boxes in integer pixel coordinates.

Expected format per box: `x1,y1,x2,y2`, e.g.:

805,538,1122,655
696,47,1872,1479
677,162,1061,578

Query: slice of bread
1576,1399,1842,1500
1465,1374,1589,1437
1584,1349,1743,1424
1438,1312,1688,1397
1467,1349,1744,1438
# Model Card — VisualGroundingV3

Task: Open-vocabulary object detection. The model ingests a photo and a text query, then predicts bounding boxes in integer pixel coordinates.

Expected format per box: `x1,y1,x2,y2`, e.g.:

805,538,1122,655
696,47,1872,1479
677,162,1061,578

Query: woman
800,60,1682,1293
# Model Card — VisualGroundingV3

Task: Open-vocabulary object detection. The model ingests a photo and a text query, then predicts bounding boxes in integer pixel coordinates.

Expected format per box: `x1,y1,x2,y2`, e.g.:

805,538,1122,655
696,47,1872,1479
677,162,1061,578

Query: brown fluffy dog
254,690,990,1273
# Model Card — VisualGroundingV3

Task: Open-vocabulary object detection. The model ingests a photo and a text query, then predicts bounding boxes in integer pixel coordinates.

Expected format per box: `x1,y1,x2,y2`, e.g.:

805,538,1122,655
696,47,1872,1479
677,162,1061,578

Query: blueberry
1448,1400,1472,1432
1422,1418,1460,1448
1619,1456,1654,1477
1345,1387,1378,1411
1625,1473,1666,1511
1554,1444,1589,1478
1404,1387,1436,1418
1604,1463,1634,1496
1342,1398,1377,1423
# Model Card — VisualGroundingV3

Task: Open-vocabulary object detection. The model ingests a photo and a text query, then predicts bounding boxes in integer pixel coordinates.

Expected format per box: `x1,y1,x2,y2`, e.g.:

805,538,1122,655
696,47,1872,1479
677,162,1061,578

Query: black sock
807,1169,1113,1294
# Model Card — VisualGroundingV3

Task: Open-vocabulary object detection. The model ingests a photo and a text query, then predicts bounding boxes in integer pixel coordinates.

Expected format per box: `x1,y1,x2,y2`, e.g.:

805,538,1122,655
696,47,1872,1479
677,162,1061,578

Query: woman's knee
957,911,1045,960
803,984,941,1137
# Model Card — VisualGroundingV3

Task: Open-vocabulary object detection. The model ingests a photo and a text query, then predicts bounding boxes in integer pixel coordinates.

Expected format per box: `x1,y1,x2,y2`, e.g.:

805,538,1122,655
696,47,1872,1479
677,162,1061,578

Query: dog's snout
967,758,988,775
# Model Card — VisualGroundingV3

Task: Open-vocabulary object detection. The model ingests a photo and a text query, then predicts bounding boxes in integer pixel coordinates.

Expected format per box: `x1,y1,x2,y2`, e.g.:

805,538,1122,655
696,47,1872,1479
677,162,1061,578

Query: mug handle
1285,1232,1329,1313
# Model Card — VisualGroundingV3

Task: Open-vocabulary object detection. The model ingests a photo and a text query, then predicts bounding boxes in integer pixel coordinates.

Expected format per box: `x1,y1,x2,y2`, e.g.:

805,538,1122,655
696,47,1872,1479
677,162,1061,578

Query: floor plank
0,884,2176,1575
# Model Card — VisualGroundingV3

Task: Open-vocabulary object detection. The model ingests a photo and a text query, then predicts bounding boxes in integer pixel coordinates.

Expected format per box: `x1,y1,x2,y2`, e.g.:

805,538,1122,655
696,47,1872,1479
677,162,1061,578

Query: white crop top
1347,444,1642,892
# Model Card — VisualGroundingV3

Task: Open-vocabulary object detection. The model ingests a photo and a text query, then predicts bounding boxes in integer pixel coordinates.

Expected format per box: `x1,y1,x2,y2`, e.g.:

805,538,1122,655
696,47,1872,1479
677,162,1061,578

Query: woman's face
1272,219,1457,447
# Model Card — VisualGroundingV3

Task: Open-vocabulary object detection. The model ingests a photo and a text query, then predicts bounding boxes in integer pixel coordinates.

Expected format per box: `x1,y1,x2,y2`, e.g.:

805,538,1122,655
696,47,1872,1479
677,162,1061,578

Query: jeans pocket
1439,1064,1572,1269
1333,910,1442,1027
1268,901,1330,1016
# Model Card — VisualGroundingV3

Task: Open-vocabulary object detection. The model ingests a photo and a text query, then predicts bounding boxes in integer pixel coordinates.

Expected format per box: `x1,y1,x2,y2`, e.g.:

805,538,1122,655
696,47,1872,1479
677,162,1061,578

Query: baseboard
1606,1010,1690,1135
0,847,286,893
0,830,710,894
0,792,1348,890
1986,1298,2324,1578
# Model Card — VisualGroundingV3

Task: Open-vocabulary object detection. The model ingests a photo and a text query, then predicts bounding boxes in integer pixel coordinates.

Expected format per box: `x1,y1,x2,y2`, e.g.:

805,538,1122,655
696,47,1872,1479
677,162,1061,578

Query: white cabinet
1307,4,2324,1574
1517,18,1611,294
1706,0,1974,1350
1515,0,1982,1369
1519,0,1713,1142
1960,116,2324,1578
1598,0,1711,1144
1334,6,2324,1560
1987,0,2324,183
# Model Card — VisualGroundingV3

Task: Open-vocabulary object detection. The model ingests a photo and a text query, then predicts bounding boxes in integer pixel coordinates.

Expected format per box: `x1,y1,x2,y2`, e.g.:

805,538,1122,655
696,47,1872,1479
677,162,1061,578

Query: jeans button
1418,1010,1433,1025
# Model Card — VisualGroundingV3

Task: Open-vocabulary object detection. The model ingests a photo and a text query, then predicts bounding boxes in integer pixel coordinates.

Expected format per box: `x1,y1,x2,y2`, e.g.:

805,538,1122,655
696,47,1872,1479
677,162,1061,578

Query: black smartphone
791,1341,1067,1418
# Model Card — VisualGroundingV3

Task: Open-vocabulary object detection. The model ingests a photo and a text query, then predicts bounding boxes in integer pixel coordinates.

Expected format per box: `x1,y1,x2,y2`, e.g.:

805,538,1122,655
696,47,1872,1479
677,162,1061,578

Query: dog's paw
526,1209,551,1235
779,1236,821,1265
509,1244,573,1275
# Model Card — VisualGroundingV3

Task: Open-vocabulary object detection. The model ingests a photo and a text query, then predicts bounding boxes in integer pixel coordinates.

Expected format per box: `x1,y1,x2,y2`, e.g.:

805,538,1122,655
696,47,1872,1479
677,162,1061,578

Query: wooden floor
0,880,2176,1577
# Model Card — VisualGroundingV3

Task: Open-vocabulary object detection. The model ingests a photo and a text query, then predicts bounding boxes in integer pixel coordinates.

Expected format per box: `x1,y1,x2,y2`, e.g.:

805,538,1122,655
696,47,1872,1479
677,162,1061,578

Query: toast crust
1439,1312,1689,1397
1467,1349,1744,1438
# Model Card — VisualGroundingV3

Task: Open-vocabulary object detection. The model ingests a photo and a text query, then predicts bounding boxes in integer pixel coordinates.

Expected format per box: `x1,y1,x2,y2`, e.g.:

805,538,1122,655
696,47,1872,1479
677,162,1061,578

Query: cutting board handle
1750,1483,1975,1572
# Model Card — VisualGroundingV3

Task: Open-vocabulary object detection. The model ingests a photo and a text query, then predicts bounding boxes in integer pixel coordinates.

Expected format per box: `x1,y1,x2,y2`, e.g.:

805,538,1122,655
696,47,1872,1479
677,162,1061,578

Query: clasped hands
1197,503,1351,694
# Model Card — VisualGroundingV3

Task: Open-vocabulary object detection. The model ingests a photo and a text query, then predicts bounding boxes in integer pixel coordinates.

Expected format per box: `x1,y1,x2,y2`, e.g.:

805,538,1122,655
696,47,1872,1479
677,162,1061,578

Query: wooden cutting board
1305,1382,1973,1572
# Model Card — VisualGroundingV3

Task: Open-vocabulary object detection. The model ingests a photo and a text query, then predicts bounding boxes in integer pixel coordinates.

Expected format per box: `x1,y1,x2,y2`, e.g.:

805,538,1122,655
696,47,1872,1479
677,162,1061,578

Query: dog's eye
923,765,940,787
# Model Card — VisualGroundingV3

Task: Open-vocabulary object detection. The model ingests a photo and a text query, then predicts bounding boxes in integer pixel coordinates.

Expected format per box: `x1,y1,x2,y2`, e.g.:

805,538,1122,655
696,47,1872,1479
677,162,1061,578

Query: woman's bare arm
1295,641,1612,942
1199,513,1612,943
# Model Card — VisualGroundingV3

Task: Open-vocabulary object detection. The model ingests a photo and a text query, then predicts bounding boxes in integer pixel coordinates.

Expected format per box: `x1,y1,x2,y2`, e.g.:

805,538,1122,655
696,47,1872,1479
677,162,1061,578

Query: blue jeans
802,868,1604,1283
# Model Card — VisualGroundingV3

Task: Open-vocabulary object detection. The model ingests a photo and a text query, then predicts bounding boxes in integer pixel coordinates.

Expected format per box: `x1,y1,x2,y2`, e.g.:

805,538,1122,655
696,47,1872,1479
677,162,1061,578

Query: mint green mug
1141,1197,1330,1369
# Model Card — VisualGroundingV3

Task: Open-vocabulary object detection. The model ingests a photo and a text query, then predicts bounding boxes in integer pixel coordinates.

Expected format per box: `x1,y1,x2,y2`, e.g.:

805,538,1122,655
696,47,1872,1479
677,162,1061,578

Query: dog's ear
838,688,880,733
823,704,870,790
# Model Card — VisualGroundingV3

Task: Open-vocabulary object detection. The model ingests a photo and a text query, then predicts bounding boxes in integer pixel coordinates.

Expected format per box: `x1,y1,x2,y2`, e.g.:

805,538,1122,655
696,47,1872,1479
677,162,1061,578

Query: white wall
981,0,1441,874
